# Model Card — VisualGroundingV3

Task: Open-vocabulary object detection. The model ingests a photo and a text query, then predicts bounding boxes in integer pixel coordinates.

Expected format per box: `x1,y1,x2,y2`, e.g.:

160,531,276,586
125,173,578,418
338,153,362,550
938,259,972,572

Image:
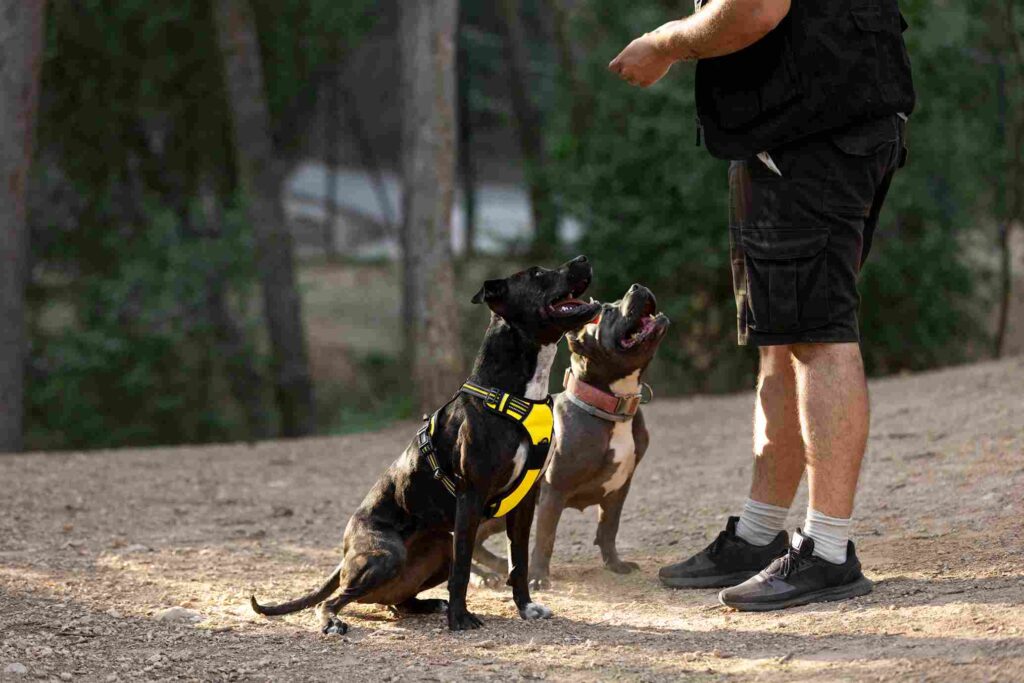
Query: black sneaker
659,516,789,589
718,531,873,611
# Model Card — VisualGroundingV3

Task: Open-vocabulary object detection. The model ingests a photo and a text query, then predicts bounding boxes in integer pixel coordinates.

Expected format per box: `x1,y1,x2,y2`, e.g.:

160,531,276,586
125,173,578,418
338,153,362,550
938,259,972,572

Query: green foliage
550,0,998,392
29,0,373,450
27,200,259,449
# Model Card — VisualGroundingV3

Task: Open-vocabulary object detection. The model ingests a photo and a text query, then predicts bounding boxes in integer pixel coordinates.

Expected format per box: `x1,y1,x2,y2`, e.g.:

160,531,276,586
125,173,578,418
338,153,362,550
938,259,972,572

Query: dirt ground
1,357,1022,682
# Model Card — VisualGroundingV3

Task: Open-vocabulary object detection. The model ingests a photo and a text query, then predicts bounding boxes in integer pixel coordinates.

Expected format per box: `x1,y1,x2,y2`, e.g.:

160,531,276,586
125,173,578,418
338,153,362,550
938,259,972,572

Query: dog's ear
565,326,596,356
471,279,507,305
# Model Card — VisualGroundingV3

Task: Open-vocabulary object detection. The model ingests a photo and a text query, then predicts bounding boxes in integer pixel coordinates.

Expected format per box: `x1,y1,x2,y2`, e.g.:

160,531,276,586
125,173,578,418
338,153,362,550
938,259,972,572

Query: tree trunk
498,0,559,256
322,66,341,261
547,0,593,141
197,180,273,440
0,1,45,453
994,0,1023,358
213,0,316,437
399,0,463,413
457,6,477,257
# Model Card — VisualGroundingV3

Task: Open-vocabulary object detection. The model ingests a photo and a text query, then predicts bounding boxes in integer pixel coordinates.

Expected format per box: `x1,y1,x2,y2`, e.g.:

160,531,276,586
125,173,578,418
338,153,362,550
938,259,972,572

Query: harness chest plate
417,381,554,518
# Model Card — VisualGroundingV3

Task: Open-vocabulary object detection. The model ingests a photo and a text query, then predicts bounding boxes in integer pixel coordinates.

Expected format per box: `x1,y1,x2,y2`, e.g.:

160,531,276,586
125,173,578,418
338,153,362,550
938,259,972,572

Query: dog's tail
250,563,342,616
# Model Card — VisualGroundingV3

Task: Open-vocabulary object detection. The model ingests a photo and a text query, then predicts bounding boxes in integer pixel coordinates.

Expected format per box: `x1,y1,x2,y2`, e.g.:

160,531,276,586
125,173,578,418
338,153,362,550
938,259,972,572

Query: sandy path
1,358,1022,682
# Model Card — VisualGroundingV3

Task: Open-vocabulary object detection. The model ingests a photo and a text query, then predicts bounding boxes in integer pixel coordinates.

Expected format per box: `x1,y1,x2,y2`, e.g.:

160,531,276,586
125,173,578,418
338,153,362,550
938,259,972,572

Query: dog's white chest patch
601,370,640,495
525,344,557,400
602,420,636,495
507,343,556,490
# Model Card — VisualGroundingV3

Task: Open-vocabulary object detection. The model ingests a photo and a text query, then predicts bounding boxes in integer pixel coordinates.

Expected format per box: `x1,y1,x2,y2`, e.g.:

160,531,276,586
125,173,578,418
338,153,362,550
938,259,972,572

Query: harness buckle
485,387,504,408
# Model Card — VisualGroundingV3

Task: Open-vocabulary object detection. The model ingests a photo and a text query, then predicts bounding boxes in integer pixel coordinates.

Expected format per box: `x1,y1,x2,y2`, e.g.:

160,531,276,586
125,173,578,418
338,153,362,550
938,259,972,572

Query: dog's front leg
506,486,553,621
448,489,485,630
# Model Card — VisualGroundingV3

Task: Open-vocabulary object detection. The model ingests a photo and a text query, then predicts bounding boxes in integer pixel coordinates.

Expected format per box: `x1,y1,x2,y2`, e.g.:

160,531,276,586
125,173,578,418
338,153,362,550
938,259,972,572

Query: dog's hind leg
317,533,407,635
471,518,507,587
379,530,453,616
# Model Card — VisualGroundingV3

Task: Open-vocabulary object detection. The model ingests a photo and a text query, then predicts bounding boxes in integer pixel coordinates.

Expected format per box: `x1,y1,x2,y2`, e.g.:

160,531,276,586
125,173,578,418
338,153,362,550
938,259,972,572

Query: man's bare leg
749,345,806,506
717,341,873,609
659,346,801,586
791,342,869,520
734,345,806,545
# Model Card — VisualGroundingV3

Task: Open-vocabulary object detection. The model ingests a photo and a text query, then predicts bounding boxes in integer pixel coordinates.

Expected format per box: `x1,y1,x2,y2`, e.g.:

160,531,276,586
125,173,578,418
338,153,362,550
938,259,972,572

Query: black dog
473,284,668,587
250,256,600,633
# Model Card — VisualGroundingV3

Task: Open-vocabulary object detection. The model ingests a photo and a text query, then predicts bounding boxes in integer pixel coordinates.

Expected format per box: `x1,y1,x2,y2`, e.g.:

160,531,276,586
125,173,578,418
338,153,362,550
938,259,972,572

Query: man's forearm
650,0,790,61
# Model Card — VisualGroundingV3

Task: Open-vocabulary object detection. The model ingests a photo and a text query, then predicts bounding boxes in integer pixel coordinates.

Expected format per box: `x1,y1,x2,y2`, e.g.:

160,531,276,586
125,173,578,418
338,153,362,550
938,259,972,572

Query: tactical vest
694,0,916,159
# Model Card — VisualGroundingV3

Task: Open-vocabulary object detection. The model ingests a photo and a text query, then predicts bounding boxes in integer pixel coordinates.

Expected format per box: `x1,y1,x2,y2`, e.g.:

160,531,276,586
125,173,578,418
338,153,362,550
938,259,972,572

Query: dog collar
562,368,651,422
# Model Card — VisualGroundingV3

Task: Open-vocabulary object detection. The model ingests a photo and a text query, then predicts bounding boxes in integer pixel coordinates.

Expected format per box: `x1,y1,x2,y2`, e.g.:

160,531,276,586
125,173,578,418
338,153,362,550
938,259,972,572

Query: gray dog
473,284,669,587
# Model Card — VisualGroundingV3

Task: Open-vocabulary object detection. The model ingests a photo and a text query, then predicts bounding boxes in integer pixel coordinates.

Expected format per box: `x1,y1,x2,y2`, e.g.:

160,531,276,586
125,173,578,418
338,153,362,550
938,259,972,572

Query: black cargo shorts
729,115,905,346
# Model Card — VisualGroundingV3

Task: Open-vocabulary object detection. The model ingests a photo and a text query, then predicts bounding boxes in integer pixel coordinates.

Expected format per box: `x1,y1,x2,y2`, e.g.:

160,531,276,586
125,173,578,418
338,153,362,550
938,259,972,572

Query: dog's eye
530,268,541,278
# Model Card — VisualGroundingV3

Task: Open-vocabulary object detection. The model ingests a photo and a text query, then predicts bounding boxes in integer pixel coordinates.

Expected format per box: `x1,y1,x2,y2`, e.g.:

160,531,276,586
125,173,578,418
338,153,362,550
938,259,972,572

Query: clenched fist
609,33,675,87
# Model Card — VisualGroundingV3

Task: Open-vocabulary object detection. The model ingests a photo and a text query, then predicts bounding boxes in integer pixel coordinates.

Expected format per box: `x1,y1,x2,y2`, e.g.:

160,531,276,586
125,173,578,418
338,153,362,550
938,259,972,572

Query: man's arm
609,0,791,87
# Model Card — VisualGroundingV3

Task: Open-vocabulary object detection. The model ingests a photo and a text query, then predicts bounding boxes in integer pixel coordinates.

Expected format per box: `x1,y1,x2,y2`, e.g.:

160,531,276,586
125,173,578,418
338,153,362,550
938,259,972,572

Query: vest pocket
740,227,831,332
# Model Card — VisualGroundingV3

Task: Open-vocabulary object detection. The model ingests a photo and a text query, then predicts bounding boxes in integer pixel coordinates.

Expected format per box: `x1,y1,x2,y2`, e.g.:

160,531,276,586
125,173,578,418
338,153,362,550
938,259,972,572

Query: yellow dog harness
416,380,554,518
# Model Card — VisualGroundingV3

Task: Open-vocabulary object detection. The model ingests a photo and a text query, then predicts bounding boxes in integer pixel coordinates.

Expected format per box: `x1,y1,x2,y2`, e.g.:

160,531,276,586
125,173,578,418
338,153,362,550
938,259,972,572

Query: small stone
123,544,150,554
106,608,122,619
155,606,202,623
4,663,28,676
60,673,73,680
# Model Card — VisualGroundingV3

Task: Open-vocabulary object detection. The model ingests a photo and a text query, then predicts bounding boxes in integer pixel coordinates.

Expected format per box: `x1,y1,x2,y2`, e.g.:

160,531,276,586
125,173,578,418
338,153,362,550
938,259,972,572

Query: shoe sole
659,571,759,589
718,576,874,612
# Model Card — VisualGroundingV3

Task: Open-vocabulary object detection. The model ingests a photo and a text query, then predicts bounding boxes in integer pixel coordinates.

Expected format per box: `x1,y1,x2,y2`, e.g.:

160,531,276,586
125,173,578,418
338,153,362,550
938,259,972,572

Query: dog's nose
629,283,640,292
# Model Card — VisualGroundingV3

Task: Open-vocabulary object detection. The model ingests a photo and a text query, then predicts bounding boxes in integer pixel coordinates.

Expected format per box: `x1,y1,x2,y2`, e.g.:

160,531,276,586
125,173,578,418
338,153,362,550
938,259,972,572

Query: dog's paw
519,602,553,620
528,576,552,592
447,609,484,631
605,559,640,574
416,598,448,614
321,616,349,636
471,569,505,590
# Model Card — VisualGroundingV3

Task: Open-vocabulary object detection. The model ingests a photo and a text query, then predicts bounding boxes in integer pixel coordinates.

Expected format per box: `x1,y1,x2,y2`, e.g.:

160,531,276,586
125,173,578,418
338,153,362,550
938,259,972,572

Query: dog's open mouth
620,299,662,349
547,280,592,318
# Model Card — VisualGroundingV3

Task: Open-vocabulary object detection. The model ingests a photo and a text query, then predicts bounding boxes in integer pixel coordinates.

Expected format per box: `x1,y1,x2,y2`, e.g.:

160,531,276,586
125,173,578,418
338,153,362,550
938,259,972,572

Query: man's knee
788,342,862,367
759,345,795,376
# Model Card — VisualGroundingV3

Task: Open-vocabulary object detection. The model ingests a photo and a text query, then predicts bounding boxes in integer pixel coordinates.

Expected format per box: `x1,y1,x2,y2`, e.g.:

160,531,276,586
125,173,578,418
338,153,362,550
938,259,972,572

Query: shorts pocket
741,227,831,333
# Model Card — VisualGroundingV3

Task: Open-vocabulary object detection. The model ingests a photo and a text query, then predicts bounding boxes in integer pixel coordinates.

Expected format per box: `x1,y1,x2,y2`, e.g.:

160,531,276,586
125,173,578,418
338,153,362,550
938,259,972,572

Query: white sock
735,498,789,546
802,508,851,564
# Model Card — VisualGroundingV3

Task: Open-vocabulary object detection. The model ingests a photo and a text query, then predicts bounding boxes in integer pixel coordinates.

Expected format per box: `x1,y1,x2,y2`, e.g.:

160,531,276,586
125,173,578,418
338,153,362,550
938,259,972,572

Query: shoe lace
706,531,728,557
774,546,810,579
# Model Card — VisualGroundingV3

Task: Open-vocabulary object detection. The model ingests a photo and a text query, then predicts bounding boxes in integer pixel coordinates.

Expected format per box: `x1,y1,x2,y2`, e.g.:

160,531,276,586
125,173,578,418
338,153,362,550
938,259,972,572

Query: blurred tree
988,0,1024,357
498,0,559,255
0,0,46,452
27,0,370,449
213,0,316,438
400,0,464,412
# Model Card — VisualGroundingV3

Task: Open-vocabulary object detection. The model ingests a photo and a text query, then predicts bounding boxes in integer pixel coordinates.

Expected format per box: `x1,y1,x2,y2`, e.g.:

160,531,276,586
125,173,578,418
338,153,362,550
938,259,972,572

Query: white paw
520,602,553,620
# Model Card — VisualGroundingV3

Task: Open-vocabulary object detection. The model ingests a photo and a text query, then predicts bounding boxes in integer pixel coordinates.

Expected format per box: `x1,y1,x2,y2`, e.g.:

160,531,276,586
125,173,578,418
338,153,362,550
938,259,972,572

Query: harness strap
416,412,460,495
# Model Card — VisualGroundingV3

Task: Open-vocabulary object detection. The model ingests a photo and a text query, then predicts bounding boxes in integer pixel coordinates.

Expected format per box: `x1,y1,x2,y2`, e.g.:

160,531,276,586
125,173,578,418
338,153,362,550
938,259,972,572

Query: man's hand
609,0,790,87
609,33,675,88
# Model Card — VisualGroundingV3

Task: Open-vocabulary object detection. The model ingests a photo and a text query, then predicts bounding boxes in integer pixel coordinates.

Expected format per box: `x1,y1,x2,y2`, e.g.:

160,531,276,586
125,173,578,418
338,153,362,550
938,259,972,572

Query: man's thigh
729,116,901,347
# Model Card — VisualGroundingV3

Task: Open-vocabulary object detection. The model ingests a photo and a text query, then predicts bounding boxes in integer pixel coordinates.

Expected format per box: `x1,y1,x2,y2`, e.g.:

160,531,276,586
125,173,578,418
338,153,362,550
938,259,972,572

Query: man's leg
734,345,804,544
658,345,799,588
792,342,869,563
718,340,873,610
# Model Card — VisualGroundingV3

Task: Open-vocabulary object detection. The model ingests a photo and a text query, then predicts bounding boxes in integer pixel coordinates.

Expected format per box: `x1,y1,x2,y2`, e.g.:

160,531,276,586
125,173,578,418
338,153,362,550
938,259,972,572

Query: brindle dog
250,256,600,633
